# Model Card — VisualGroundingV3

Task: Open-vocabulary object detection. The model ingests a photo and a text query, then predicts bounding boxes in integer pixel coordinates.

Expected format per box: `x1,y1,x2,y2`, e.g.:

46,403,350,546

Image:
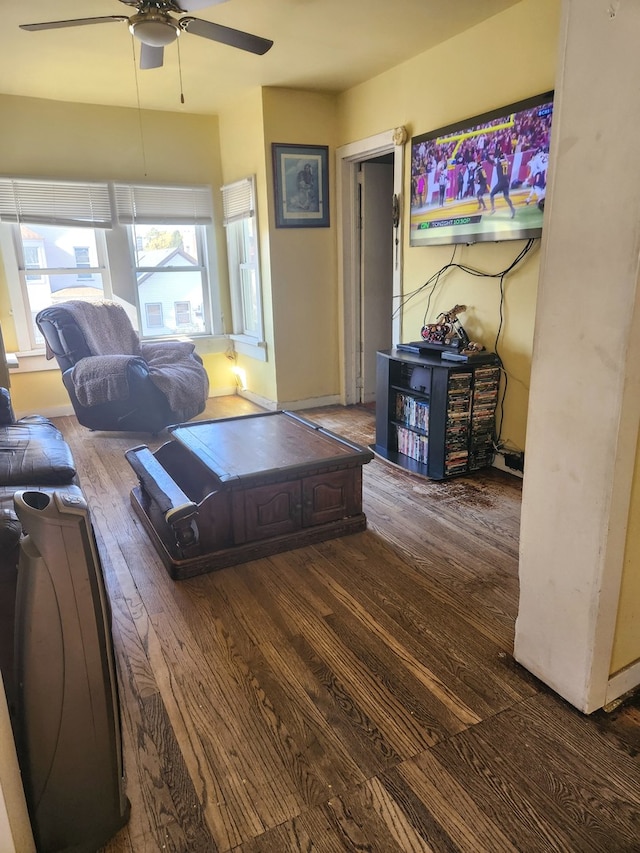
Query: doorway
336,129,405,406
359,158,394,402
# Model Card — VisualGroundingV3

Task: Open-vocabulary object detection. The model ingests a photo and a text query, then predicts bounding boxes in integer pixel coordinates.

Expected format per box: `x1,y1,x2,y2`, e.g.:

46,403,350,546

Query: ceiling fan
19,0,274,69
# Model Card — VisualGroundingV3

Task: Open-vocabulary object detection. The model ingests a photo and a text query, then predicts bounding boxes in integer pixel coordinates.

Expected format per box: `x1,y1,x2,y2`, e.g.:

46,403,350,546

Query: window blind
221,176,255,225
0,178,112,228
114,183,214,224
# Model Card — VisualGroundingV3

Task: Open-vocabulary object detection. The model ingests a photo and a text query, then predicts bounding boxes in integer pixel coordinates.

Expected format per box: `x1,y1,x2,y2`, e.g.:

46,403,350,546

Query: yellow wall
218,88,277,403
611,430,640,674
262,88,340,406
1,0,561,446
0,93,230,414
337,0,561,450
218,87,340,407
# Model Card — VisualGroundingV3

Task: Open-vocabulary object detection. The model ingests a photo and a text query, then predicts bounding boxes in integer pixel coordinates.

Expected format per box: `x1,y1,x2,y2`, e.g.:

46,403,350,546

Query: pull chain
131,37,148,177
177,38,185,104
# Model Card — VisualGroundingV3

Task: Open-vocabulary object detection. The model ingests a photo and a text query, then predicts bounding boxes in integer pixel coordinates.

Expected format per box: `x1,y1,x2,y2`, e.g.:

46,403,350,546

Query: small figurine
421,304,470,347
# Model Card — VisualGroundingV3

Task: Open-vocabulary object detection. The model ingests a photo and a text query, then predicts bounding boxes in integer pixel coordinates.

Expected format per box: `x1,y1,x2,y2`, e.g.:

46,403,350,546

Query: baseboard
237,389,277,411
208,386,240,398
605,659,640,707
234,391,343,413
14,402,75,420
277,394,342,411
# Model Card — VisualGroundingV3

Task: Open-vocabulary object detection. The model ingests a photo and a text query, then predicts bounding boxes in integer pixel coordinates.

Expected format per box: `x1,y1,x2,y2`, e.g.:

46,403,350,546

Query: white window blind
0,178,112,227
0,178,214,228
114,183,214,224
221,177,255,225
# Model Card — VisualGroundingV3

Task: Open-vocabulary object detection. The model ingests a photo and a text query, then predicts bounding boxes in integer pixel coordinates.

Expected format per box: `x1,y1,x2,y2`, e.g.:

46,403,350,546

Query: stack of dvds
395,392,429,433
395,424,429,463
445,371,472,475
469,365,500,470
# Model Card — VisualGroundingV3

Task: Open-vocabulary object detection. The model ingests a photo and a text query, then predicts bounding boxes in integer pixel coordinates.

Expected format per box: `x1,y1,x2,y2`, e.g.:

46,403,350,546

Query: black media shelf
371,348,500,480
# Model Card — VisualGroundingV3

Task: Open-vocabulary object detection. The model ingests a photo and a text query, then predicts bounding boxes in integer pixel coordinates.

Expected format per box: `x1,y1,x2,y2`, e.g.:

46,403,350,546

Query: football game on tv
410,92,554,247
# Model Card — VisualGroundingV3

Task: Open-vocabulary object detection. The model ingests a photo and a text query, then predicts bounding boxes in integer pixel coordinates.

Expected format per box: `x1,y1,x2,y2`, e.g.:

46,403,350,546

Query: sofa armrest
0,388,15,426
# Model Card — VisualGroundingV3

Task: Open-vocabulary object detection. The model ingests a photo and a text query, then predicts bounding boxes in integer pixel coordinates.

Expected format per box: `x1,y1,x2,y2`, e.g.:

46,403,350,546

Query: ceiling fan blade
140,43,165,70
179,17,273,55
175,0,229,10
116,0,228,8
20,16,127,32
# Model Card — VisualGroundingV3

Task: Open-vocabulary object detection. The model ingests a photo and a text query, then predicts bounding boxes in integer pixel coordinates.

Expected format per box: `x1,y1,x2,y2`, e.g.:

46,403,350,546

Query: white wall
0,677,35,852
515,0,640,712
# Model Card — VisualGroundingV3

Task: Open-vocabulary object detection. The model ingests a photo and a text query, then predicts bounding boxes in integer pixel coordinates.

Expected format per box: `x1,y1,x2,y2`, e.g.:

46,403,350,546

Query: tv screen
410,91,554,247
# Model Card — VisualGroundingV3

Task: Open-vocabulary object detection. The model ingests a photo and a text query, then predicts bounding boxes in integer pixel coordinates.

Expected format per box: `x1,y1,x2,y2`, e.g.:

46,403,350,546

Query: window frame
0,177,223,355
0,224,112,352
125,221,213,339
221,175,267,361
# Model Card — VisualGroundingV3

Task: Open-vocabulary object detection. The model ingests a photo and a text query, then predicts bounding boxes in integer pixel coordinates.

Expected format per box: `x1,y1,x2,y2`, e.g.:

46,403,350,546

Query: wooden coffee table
125,410,373,579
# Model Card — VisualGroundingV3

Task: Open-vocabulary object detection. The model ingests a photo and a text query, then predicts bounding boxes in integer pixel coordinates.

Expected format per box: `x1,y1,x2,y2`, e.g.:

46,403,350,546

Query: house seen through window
132,223,206,338
17,224,105,346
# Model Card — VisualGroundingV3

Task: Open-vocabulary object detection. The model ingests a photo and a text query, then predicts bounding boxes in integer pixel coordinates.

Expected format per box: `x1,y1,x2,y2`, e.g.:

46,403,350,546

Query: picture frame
272,143,330,228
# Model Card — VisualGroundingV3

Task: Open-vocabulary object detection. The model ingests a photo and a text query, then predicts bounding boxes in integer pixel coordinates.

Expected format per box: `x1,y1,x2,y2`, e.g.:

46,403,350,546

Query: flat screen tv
410,91,554,247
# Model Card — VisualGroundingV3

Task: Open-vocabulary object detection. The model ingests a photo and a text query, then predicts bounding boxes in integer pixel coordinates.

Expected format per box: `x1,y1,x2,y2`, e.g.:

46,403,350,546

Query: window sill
13,334,233,372
229,335,268,362
12,350,58,373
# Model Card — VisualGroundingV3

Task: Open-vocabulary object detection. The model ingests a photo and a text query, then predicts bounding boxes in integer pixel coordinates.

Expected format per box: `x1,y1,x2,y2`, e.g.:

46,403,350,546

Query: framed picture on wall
272,143,329,228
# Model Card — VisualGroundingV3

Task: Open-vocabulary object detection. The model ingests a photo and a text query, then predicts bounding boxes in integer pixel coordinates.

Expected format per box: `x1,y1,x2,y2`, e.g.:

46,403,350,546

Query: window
0,177,219,352
11,223,107,348
128,222,207,338
74,246,92,280
175,301,191,326
221,176,265,356
146,303,163,328
23,243,44,282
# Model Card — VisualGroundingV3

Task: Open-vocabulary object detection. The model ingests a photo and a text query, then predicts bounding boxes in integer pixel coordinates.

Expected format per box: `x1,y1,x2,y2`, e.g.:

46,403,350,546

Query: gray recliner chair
36,300,209,433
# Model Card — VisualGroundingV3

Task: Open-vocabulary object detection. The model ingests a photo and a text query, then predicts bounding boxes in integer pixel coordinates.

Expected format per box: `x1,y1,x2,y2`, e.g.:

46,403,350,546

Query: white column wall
0,677,35,851
515,0,640,712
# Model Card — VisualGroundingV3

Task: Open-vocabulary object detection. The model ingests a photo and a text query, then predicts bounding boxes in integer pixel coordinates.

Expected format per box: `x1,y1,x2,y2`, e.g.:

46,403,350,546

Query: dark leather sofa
0,387,81,712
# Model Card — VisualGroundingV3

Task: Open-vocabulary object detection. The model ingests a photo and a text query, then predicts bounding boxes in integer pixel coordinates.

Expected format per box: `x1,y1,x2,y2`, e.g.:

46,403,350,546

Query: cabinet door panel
303,469,361,526
242,482,301,542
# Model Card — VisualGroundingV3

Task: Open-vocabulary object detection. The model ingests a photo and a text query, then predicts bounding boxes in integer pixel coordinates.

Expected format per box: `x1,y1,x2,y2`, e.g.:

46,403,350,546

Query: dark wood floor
51,398,640,852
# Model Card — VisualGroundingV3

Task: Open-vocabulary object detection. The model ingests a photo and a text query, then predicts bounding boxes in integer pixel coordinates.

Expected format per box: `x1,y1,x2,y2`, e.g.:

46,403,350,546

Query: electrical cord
393,238,536,450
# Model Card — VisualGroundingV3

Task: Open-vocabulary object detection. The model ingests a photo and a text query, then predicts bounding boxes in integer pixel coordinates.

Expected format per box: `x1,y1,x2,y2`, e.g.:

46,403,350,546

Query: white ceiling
3,0,522,115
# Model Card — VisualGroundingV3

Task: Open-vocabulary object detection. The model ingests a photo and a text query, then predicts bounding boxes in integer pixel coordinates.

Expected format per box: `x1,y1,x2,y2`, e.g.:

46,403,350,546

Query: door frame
336,129,405,405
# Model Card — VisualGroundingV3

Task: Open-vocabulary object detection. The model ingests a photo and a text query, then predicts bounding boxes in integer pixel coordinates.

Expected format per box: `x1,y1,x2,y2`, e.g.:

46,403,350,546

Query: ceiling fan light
129,17,180,47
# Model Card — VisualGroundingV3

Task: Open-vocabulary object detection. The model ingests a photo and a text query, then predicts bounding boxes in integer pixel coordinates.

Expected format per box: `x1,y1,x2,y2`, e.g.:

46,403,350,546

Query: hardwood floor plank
331,775,442,852
306,536,536,713
42,400,639,853
394,750,520,852
309,529,531,696
108,596,217,852
430,709,610,852
334,521,518,650
249,552,454,758
183,571,370,797
476,697,640,849
592,694,640,758
233,558,407,777
138,691,220,852
230,806,352,853
146,610,304,848
267,544,484,729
